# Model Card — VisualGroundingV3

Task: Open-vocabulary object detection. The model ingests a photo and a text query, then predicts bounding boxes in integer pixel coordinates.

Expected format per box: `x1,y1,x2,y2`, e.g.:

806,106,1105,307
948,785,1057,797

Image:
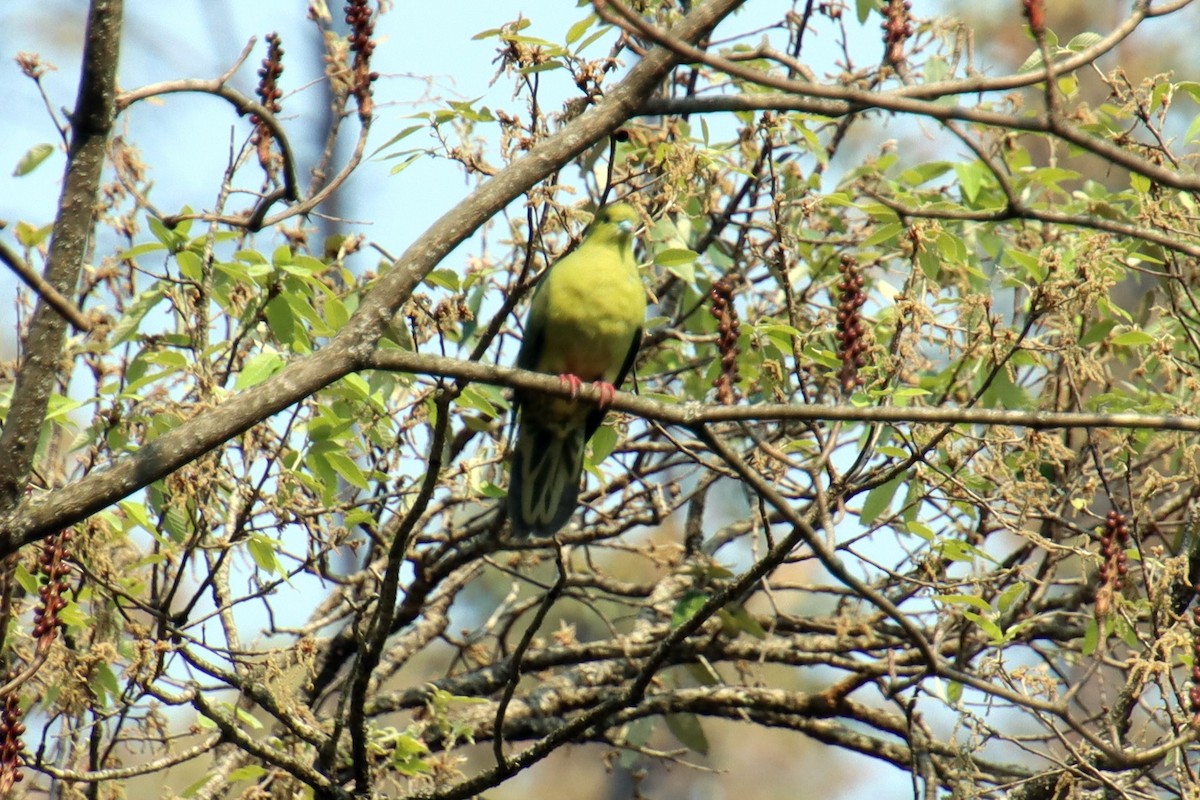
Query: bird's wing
585,325,641,439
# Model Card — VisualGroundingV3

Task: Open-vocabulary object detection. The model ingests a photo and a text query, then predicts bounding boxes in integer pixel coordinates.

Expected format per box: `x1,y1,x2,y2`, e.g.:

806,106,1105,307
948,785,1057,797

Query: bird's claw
556,375,617,407
592,381,617,409
557,373,584,398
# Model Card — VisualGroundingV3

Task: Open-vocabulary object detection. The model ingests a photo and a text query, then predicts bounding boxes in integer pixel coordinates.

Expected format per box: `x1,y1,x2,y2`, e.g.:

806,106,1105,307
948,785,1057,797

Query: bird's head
590,203,640,244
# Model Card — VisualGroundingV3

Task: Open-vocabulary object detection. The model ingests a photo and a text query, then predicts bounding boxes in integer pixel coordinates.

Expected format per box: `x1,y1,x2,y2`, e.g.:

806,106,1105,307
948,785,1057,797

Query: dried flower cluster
1094,510,1130,617
0,530,72,793
252,33,285,177
835,255,867,394
0,686,23,795
709,274,741,405
882,0,913,66
1191,606,1200,717
33,530,71,643
345,0,379,118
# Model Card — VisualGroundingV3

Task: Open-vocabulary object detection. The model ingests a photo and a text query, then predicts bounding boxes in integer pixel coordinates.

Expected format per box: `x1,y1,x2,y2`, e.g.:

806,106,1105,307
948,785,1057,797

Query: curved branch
116,43,302,208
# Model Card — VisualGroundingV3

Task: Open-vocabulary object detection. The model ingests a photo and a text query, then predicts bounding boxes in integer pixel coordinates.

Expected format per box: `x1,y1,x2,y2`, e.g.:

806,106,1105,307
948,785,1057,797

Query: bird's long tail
508,419,586,538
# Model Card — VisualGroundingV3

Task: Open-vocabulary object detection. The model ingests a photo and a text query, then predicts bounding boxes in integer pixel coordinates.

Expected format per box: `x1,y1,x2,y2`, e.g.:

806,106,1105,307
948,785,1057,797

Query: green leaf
92,662,121,703
247,534,283,576
58,598,90,629
1082,617,1099,656
111,284,166,344
933,593,993,614
369,124,426,157
14,220,52,248
955,162,984,204
265,295,296,346
566,13,596,44
324,450,370,491
1066,32,1103,52
861,221,904,249
654,248,700,267
671,590,708,628
176,249,203,281
856,0,874,24
1110,329,1155,347
228,766,268,783
425,269,461,291
996,582,1028,613
13,143,54,176
389,733,432,776
234,706,264,729
119,500,154,533
520,61,563,75
860,476,903,524
234,351,285,390
588,424,618,464
665,713,710,756
1079,319,1116,347
147,215,185,252
720,603,767,640
961,610,1005,644
13,564,37,595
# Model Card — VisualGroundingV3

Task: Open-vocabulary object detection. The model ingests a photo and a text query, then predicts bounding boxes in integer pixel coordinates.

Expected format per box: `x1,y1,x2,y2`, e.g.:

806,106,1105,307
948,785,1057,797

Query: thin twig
0,239,91,331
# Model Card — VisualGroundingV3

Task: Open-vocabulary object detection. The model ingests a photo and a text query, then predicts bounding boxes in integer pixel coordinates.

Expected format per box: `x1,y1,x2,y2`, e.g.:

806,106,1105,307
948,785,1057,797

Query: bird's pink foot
592,381,617,409
557,373,584,398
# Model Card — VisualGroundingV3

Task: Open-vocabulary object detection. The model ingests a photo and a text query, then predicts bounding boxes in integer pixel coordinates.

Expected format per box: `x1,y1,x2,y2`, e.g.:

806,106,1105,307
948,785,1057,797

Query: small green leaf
1111,329,1155,347
588,424,618,463
654,247,699,267
147,215,185,252
265,295,296,345
671,590,708,628
234,351,285,389
247,534,283,576
860,476,903,524
665,713,710,755
1082,617,1099,656
566,13,596,44
425,269,461,291
933,593,993,614
861,221,904,249
111,284,166,344
1066,32,1103,52
996,582,1028,613
176,249,203,281
92,662,121,703
324,450,370,491
15,220,53,248
234,706,264,729
961,610,1005,644
720,603,767,639
228,766,268,783
1079,319,1116,347
13,142,54,176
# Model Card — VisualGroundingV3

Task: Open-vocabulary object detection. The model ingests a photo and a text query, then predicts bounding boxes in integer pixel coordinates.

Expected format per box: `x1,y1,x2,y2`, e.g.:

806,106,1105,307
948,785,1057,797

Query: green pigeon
508,203,647,538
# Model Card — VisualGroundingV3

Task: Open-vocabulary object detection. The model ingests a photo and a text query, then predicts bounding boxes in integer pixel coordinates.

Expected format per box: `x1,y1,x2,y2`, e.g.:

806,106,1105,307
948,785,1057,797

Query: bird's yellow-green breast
531,208,643,378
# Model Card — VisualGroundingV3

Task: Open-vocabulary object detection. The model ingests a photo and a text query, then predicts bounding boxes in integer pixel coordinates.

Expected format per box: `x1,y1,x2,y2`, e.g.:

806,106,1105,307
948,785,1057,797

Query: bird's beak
617,220,635,234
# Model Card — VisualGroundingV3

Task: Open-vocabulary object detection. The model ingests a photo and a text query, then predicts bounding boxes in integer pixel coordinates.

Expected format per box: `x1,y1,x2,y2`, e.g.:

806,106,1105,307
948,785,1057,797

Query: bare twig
0,239,91,331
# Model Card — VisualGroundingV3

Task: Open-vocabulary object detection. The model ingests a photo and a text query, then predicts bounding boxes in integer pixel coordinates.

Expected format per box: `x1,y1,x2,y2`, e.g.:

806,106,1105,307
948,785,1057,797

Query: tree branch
0,0,122,508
